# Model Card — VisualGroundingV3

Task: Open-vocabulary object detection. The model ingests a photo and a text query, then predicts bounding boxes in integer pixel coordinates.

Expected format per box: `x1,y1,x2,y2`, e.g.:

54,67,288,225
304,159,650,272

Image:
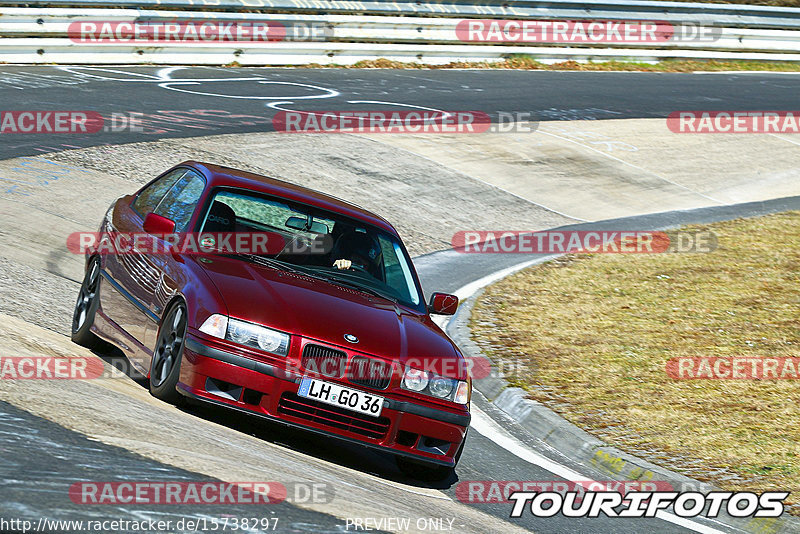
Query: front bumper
181,335,470,466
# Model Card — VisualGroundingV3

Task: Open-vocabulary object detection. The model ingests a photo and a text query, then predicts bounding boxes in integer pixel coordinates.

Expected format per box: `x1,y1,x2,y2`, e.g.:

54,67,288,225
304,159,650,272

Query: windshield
198,188,425,311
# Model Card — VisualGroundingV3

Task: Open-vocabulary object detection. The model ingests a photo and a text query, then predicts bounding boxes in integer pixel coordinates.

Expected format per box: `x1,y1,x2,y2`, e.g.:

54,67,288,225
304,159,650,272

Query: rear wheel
71,258,105,349
149,302,188,405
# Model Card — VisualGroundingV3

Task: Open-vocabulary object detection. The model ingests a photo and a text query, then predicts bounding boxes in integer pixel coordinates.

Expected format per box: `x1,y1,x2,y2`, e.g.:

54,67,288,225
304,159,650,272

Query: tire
71,257,105,350
396,429,468,481
149,302,188,405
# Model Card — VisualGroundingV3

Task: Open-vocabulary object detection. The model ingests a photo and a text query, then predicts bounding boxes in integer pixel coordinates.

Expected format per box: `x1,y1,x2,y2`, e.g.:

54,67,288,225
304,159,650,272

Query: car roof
183,161,398,235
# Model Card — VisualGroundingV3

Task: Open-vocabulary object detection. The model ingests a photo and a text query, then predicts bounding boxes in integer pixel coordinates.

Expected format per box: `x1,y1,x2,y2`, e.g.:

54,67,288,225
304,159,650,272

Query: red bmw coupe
71,162,470,479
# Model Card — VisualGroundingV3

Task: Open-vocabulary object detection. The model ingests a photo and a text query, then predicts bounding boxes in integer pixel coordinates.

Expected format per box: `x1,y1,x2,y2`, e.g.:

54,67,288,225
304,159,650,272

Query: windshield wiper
238,254,300,274
311,272,398,304
239,255,398,303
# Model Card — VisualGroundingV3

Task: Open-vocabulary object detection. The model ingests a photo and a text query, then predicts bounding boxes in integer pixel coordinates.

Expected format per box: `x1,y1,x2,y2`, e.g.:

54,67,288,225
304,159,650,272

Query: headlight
257,328,286,353
198,314,290,357
226,318,290,356
402,368,429,391
429,376,454,398
228,321,252,345
401,366,470,404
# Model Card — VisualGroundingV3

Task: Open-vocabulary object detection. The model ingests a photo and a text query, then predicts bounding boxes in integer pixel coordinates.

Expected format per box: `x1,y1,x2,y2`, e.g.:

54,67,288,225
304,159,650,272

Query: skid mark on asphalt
536,129,723,204
361,135,585,222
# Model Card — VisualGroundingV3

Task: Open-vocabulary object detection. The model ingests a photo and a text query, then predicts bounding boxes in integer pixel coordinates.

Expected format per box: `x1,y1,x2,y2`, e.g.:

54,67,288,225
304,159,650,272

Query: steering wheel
347,263,370,275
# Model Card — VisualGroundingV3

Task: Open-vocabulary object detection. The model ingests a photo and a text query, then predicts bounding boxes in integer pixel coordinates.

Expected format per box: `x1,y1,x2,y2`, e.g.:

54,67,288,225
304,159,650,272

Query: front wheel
149,302,187,405
71,257,104,349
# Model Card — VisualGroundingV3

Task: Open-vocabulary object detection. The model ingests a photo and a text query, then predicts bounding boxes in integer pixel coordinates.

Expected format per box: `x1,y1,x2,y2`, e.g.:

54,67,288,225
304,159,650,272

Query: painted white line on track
453,255,558,301
433,254,555,329
347,100,453,118
770,133,800,147
469,407,728,534
57,66,341,100
433,255,555,329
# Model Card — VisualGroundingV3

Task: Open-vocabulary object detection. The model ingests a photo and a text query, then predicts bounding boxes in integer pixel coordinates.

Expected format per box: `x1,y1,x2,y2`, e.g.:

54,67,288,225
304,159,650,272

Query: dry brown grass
664,0,798,4
472,212,800,509
292,57,800,72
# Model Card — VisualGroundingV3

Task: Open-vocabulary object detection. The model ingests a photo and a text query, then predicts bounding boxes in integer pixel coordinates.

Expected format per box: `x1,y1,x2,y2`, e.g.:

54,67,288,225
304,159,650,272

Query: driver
332,231,382,276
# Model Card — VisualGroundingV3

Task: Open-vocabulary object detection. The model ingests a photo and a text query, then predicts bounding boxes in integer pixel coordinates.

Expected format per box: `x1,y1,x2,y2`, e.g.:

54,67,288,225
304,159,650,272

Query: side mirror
428,292,459,316
143,212,176,234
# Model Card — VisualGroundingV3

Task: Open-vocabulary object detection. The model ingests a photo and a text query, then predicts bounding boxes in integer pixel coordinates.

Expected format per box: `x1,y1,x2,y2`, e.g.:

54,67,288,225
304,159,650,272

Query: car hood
195,257,466,379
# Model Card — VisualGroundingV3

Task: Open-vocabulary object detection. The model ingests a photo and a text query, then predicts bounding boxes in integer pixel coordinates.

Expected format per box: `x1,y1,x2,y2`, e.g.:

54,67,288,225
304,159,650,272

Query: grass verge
290,57,800,72
651,0,797,5
471,212,800,509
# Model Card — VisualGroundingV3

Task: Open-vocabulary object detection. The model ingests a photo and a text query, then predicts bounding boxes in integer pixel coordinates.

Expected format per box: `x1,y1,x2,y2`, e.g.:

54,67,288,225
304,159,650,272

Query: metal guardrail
4,0,800,29
1,2,800,65
3,39,800,66
3,8,800,53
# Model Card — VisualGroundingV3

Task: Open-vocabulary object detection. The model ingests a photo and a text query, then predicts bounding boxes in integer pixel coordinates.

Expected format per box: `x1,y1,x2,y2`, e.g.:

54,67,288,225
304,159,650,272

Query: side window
378,234,419,305
153,170,206,232
132,169,185,217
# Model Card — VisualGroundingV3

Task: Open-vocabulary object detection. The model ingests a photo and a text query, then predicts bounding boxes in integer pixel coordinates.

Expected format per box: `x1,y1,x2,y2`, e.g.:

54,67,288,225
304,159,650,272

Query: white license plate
298,377,384,418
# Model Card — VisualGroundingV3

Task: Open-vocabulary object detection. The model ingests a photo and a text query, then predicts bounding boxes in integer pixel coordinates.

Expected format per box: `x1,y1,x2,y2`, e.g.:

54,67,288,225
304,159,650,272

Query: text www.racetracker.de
0,516,280,533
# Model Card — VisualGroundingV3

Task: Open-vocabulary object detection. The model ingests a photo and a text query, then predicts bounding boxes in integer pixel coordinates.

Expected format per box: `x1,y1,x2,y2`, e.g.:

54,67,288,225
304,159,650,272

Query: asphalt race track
1,65,799,534
1,66,800,158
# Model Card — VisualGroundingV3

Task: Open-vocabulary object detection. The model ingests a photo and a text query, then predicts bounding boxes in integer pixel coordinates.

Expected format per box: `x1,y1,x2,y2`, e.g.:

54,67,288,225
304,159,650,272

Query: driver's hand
333,259,352,270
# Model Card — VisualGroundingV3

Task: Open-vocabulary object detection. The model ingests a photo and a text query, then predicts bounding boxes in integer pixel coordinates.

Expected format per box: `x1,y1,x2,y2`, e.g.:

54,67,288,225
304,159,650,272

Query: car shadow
90,342,148,386
179,399,460,490
88,342,460,489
